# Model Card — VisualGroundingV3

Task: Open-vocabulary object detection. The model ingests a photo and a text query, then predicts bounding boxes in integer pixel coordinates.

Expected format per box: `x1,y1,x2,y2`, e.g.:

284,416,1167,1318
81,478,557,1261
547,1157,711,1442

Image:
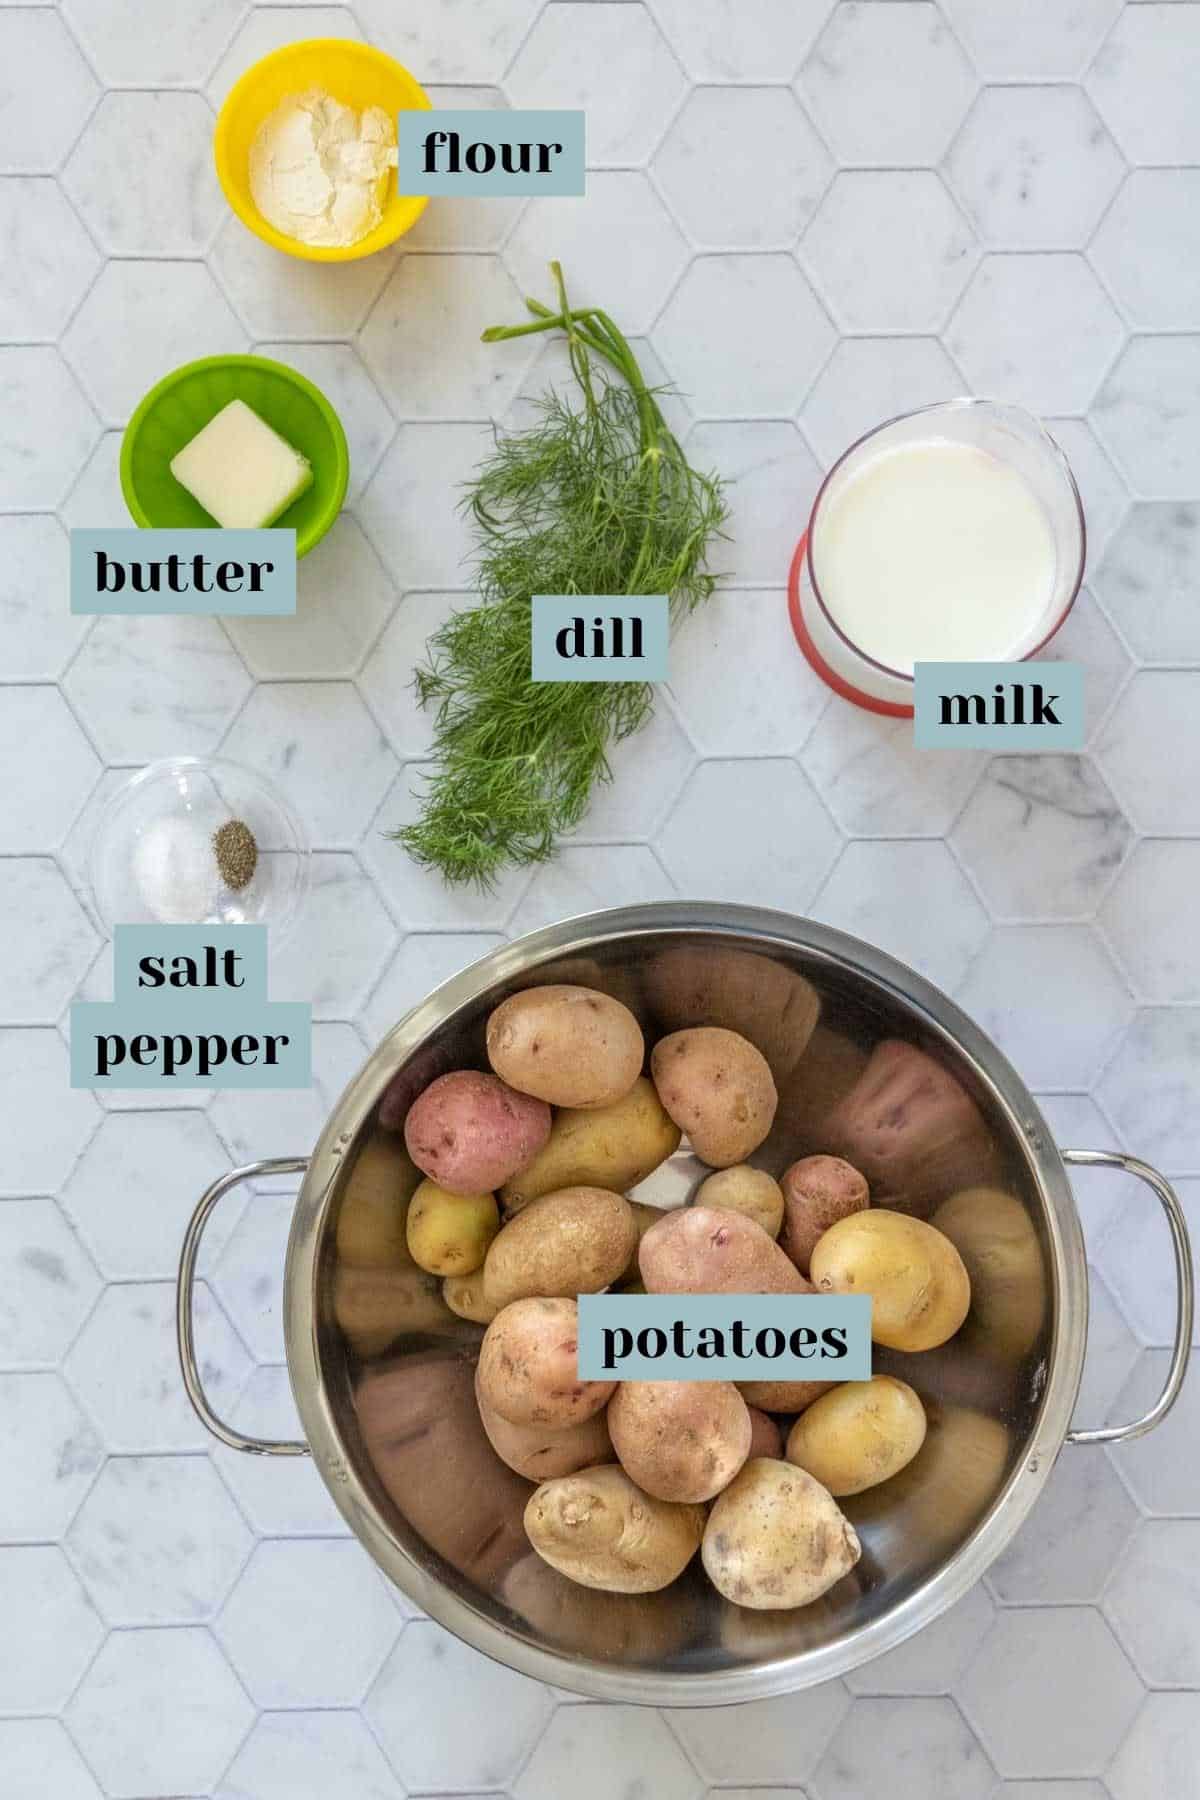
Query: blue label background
71,528,297,616
71,925,311,1089
531,594,669,681
913,660,1084,749
398,109,585,195
576,1293,873,1381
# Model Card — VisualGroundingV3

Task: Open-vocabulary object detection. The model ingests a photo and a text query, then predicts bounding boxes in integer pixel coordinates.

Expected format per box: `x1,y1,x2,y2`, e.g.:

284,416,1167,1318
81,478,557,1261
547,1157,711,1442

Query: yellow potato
482,1186,637,1310
608,1380,751,1503
406,1179,500,1277
442,1270,501,1325
524,1464,705,1593
335,1133,422,1270
501,1078,680,1215
695,1166,785,1239
651,1028,778,1167
701,1458,861,1610
810,1209,971,1352
785,1375,926,1496
486,984,644,1109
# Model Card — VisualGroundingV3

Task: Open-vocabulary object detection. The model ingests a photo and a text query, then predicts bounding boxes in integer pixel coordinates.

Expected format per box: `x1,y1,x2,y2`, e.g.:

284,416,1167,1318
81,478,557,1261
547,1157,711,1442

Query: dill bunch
393,262,727,887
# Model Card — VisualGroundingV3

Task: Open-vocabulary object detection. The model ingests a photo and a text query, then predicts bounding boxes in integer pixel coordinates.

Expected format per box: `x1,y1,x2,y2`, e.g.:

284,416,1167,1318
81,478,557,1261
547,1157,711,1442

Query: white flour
249,88,398,248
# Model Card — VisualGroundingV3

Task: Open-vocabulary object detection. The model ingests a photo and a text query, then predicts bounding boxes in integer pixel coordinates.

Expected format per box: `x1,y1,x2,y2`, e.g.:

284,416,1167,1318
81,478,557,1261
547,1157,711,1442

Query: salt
133,816,218,923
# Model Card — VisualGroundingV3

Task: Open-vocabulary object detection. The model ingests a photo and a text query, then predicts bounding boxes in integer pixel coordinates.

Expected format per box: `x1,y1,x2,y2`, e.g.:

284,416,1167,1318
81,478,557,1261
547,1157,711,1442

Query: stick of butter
169,399,313,529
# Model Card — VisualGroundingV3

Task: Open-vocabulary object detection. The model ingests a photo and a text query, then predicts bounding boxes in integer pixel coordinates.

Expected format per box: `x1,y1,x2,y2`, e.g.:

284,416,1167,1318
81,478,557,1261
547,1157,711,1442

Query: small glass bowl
89,756,310,940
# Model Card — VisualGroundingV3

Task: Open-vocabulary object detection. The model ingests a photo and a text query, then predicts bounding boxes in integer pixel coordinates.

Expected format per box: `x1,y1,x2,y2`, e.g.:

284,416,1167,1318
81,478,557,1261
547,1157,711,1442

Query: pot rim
283,901,1087,1705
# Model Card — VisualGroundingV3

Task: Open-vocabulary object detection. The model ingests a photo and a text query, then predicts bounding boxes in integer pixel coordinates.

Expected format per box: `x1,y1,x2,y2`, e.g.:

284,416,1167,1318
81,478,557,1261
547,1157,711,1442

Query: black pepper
213,818,258,891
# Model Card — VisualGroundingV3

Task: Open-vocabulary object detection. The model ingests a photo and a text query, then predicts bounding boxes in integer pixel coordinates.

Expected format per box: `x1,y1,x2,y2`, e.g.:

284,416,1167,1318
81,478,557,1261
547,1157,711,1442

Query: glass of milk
789,400,1086,716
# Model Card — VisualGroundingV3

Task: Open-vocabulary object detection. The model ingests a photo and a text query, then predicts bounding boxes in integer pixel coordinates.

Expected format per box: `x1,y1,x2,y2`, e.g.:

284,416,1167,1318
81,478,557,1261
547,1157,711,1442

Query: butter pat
170,399,313,529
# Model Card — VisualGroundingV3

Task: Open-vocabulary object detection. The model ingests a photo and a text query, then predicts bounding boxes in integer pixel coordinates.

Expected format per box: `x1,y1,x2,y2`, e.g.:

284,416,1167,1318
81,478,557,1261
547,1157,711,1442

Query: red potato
745,1406,783,1460
403,1070,550,1196
477,1296,615,1429
779,1154,870,1277
639,1206,812,1297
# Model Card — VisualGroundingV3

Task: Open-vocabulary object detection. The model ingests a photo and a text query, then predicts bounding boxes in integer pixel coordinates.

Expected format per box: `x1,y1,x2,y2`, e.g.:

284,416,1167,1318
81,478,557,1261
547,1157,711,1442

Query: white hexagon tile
4,3,1200,1798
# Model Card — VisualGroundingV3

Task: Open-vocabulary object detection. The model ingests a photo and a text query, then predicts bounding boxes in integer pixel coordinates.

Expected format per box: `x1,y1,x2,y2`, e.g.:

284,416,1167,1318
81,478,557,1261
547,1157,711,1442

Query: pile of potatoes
379,981,974,1613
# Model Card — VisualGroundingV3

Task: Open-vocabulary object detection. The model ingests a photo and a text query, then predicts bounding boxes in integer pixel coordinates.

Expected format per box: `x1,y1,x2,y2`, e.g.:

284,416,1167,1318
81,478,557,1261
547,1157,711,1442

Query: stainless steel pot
177,904,1193,1704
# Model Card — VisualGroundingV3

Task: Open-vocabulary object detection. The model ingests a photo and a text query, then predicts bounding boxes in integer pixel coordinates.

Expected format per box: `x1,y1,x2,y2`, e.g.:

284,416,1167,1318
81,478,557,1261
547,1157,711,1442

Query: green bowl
120,354,349,558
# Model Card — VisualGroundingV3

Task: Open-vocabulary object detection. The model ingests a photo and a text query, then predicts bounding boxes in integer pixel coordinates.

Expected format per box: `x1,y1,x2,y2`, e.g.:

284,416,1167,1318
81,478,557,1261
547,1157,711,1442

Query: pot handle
177,1157,311,1457
1062,1149,1194,1447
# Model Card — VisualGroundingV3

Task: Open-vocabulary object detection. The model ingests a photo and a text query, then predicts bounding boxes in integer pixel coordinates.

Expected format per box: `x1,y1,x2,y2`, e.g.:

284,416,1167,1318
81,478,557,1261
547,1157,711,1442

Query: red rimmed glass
790,399,1087,717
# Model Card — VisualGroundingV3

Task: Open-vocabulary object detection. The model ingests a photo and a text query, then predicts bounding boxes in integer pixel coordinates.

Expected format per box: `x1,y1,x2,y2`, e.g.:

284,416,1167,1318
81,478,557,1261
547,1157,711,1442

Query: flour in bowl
249,88,398,248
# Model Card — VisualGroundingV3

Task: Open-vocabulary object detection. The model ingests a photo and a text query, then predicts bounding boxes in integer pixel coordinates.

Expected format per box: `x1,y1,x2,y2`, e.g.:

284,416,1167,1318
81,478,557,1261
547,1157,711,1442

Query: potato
477,1297,614,1428
335,1133,422,1269
501,1078,680,1216
779,1154,870,1276
609,1380,752,1503
746,1407,783,1460
524,1464,704,1593
651,1028,778,1167
406,1179,500,1277
355,1353,529,1588
702,1458,861,1610
442,1270,501,1325
695,1165,784,1239
737,1378,837,1414
487,984,644,1109
823,1039,1000,1216
334,1264,457,1359
643,944,820,1085
475,1372,613,1481
810,1210,971,1352
785,1375,926,1496
403,1070,551,1196
640,1206,810,1297
931,1186,1047,1360
482,1186,637,1310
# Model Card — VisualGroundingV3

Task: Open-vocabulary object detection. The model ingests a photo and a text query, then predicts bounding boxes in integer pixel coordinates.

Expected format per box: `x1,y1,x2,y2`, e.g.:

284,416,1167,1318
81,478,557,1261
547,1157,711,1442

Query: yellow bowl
214,38,431,263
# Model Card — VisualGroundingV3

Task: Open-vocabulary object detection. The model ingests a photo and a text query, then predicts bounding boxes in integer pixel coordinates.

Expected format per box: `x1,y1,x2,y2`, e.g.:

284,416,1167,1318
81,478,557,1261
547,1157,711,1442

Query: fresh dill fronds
392,262,728,888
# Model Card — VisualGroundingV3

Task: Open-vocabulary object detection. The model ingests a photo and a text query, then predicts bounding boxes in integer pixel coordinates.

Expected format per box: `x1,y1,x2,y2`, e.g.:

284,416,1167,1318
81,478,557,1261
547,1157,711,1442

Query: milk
812,439,1058,675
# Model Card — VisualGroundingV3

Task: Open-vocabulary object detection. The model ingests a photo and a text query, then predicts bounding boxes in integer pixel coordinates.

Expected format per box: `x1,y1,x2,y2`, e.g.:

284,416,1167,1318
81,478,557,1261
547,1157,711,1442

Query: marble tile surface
4,3,1200,1796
